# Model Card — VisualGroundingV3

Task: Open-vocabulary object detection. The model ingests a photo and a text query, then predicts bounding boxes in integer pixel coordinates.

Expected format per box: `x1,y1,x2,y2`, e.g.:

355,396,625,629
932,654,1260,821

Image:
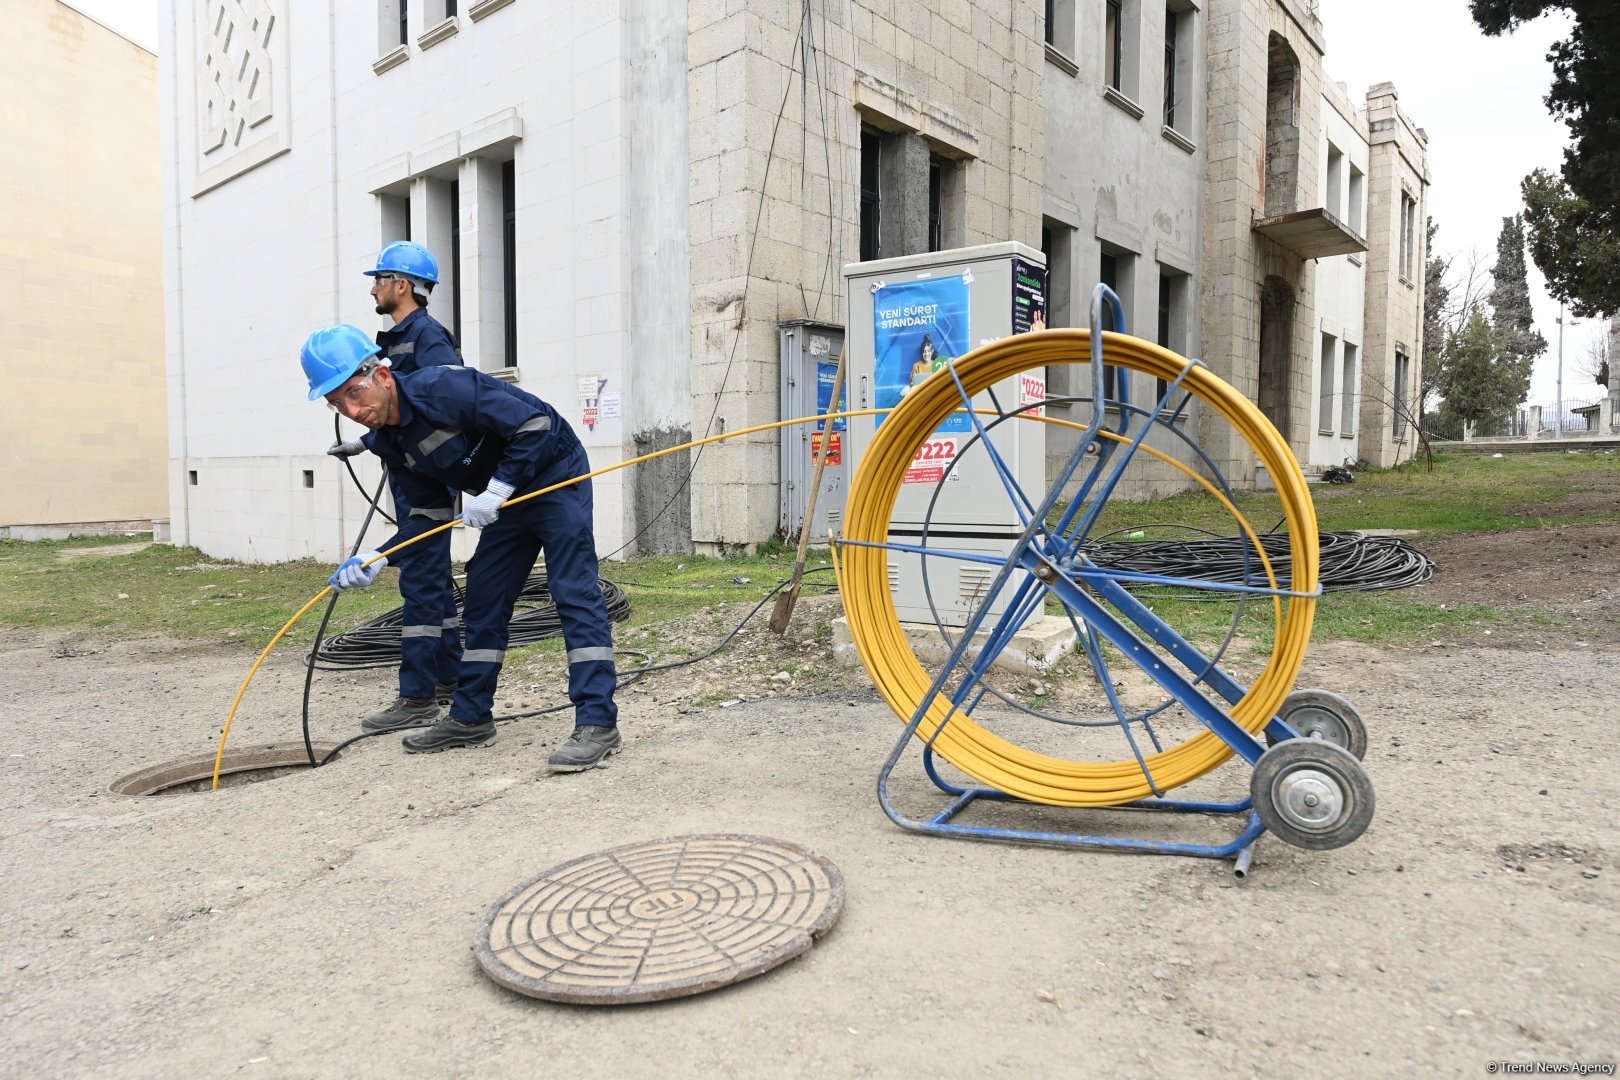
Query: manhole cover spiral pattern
475,834,844,1004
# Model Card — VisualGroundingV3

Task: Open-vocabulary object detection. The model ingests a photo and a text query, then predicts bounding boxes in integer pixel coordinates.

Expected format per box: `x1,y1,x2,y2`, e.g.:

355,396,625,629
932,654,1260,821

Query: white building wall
1309,83,1369,468
162,0,689,563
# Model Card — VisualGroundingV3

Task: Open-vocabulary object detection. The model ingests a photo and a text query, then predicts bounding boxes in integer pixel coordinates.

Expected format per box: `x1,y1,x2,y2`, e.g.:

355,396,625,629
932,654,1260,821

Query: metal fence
1473,400,1606,440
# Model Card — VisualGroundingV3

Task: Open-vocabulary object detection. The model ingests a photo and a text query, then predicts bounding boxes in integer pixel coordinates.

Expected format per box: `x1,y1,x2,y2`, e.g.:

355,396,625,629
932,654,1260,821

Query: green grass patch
1069,450,1620,539
1,451,1609,653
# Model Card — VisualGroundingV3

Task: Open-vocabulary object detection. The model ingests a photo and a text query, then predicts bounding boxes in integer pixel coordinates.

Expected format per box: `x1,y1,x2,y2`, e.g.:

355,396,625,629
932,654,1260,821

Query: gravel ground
2,523,1616,1079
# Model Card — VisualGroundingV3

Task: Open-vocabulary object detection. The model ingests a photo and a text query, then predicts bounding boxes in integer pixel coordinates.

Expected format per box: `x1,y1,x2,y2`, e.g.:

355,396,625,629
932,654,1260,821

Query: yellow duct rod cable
837,329,1318,808
211,405,899,788
212,334,1309,793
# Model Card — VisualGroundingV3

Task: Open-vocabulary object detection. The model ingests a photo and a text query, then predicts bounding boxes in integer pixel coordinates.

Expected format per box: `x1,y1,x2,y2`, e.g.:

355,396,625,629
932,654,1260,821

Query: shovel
769,351,847,634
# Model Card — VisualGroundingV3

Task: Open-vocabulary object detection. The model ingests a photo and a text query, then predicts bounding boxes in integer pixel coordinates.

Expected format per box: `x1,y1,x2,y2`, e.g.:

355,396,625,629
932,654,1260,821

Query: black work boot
402,716,497,754
433,682,457,709
547,725,622,772
360,695,443,734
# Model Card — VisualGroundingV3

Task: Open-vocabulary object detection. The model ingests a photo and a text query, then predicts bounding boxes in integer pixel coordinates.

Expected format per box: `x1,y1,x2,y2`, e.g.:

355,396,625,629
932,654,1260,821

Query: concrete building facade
1310,79,1370,468
1201,0,1424,481
1359,82,1430,466
3,0,165,537
159,0,1427,564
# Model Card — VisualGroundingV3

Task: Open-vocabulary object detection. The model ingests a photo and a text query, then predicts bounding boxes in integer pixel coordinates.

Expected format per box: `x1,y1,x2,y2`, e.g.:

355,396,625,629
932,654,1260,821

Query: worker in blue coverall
300,324,622,771
326,242,465,735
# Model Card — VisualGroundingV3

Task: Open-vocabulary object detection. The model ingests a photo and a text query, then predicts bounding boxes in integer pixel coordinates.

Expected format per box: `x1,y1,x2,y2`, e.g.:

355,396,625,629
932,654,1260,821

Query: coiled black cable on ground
309,573,633,669
1082,528,1434,595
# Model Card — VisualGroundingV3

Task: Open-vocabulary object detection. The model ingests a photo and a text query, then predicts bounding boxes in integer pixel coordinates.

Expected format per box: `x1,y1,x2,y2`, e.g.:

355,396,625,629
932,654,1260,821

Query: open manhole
110,742,342,796
476,834,844,1004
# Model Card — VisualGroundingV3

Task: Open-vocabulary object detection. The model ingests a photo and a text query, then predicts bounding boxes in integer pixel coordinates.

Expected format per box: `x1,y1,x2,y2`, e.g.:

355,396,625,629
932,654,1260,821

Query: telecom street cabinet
842,242,1048,628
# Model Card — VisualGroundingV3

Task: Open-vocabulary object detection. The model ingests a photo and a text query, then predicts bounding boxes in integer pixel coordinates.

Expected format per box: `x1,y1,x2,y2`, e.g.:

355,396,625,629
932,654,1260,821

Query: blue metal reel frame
869,284,1303,872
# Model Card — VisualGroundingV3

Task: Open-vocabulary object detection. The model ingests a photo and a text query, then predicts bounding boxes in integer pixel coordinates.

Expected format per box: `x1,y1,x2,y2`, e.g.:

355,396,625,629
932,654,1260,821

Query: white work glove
462,480,515,529
329,551,387,591
326,439,367,460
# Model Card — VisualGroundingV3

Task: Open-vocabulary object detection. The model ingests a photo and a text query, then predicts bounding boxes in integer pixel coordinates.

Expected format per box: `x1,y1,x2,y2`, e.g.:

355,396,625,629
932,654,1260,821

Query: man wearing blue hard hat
328,241,465,737
300,324,622,771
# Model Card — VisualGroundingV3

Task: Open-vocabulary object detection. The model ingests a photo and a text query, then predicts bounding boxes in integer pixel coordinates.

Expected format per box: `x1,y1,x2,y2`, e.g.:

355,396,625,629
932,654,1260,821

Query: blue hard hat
364,240,440,286
301,325,382,401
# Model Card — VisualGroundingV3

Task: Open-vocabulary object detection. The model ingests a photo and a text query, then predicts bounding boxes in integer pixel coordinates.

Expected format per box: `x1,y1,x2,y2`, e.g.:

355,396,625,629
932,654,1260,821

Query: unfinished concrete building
1201,0,1426,481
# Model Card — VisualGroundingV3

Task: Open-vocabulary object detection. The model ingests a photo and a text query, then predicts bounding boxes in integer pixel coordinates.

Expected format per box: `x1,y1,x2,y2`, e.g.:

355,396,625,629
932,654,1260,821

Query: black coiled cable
310,572,633,669
1082,528,1435,595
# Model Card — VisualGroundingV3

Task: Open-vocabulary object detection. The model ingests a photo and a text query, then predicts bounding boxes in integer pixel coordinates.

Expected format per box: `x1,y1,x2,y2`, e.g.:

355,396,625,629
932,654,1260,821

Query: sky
66,0,1604,403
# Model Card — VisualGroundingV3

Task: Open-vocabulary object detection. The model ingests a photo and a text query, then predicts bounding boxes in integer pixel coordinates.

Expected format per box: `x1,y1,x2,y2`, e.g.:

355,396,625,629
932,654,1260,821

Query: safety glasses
324,372,376,413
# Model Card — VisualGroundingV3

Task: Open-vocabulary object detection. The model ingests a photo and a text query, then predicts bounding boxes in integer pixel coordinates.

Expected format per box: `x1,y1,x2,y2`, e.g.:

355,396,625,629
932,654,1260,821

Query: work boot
402,716,497,754
360,695,443,734
433,682,457,709
547,725,622,773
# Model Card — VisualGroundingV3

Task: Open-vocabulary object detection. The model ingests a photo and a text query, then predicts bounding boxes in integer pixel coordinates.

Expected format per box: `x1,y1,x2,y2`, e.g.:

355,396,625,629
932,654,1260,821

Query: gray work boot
360,695,443,734
402,716,497,754
433,682,457,709
547,725,622,773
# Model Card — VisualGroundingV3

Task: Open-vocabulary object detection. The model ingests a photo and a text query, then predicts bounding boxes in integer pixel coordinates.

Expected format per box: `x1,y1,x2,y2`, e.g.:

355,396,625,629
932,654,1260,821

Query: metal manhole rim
474,832,845,1005
108,741,343,796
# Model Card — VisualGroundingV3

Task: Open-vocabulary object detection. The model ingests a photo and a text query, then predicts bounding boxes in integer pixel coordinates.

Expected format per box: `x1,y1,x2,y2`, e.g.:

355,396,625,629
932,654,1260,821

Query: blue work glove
329,551,386,591
462,480,515,529
326,439,367,459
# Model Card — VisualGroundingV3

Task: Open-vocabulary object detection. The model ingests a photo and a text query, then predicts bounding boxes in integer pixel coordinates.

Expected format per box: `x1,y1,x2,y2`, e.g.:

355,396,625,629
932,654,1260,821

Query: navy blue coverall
373,308,463,701
362,366,617,729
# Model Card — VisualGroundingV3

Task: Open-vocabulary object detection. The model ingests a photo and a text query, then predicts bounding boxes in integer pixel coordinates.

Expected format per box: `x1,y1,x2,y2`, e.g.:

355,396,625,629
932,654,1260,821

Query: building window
1319,333,1337,435
1348,163,1365,235
1341,343,1357,435
1399,193,1416,282
380,193,410,244
859,129,956,259
1099,247,1135,401
1163,8,1177,128
928,157,944,253
501,159,516,370
1161,4,1193,133
448,179,462,341
1105,0,1123,91
1155,267,1187,405
859,129,881,261
378,0,408,52
1043,223,1075,397
1325,142,1342,219
1393,350,1410,438
1046,0,1076,57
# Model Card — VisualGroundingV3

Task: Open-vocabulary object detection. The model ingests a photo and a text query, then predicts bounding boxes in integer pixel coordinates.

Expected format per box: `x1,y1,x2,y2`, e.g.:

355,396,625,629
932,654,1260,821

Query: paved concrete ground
3,629,1616,1078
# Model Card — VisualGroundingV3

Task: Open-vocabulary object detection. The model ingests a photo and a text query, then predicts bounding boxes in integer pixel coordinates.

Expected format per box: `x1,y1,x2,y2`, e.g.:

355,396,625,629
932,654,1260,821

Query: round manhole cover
475,834,844,1004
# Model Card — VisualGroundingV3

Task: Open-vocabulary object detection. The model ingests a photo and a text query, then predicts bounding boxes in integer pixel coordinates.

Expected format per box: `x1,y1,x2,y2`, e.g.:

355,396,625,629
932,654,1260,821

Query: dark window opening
501,160,516,369
445,0,456,16
448,179,462,342
399,0,409,45
1106,0,1123,90
1099,251,1120,400
928,158,944,253
188,470,198,486
859,129,881,261
1163,8,1178,128
302,470,315,489
1045,0,1056,44
1156,273,1172,402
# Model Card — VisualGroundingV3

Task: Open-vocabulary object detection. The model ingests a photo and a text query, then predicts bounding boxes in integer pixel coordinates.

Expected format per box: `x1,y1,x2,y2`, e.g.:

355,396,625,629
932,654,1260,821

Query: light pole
1554,304,1579,439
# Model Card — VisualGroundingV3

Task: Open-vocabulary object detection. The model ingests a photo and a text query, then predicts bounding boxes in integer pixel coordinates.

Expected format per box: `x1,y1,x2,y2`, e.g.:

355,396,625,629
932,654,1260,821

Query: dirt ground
4,523,1617,1078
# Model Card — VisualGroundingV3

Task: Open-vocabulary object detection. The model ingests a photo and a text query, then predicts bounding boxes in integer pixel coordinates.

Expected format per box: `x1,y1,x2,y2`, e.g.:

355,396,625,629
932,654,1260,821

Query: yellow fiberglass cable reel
833,285,1375,869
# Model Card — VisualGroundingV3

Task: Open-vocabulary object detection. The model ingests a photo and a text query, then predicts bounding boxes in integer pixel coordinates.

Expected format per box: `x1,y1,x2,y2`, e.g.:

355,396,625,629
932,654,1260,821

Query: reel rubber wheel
1266,688,1368,760
1249,739,1376,850
840,329,1321,807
